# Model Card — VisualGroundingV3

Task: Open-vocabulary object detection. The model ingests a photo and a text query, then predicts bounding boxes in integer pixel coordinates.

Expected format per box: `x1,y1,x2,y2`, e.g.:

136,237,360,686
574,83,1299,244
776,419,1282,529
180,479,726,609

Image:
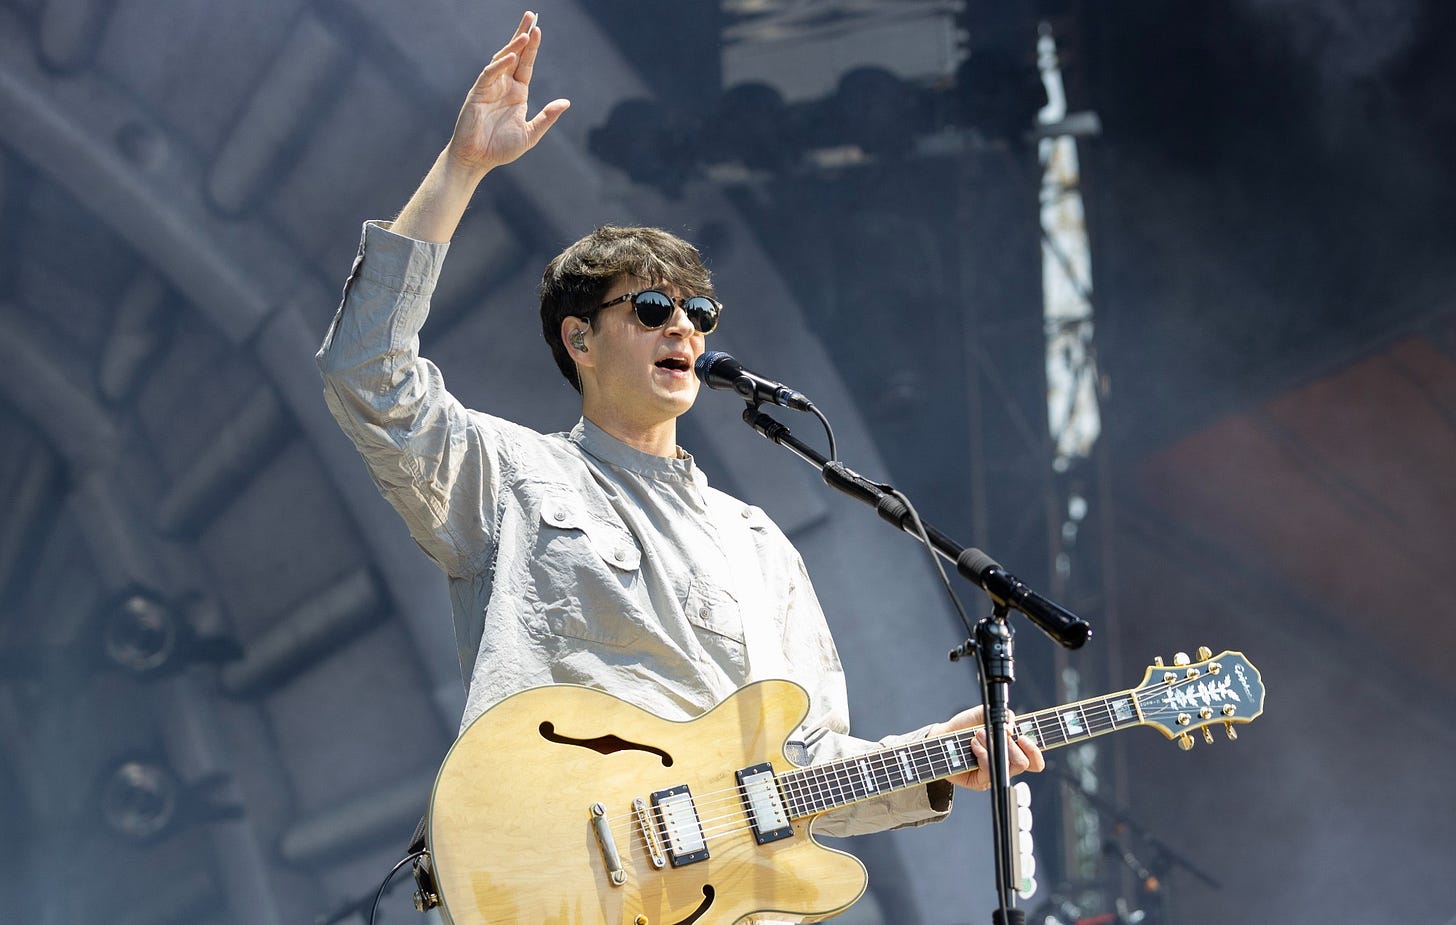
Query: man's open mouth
655,357,690,372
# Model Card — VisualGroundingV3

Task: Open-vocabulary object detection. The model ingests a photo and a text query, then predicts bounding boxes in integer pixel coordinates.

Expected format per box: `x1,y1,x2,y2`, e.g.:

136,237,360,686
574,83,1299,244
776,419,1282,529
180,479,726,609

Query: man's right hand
447,10,570,177
392,10,569,243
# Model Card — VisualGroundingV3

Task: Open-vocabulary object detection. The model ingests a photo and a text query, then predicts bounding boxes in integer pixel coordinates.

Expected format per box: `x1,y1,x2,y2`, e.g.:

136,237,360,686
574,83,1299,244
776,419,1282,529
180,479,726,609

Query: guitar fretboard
777,688,1144,819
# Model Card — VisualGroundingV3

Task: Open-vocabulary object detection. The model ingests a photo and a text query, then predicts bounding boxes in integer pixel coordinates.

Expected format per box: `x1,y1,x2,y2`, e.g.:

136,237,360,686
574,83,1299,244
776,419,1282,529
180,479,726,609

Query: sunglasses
597,289,722,334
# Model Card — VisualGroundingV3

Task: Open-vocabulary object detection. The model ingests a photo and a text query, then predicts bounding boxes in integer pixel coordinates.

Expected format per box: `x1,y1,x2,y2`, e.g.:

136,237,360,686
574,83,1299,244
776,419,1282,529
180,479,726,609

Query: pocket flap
539,493,641,572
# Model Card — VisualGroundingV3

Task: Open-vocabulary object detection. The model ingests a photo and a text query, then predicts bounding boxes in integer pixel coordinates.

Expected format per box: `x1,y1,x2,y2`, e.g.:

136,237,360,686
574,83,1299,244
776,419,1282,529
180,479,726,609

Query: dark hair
539,225,714,392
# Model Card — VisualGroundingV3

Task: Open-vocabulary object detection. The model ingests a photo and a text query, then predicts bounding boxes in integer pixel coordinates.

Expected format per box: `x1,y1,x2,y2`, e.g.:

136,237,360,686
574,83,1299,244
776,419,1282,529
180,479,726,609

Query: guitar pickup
650,784,709,867
736,763,793,845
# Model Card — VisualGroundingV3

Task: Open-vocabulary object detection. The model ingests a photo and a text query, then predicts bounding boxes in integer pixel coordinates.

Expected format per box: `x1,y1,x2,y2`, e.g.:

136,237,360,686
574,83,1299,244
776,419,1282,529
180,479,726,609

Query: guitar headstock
1133,648,1265,749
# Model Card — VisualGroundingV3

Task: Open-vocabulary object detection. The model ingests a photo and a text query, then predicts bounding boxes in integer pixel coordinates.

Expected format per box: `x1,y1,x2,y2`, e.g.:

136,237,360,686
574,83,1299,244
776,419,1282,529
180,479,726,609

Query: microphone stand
738,403,1093,925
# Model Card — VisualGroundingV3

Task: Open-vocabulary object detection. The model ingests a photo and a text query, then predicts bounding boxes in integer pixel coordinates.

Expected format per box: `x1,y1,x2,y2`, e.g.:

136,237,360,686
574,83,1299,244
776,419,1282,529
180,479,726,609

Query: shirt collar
570,417,701,484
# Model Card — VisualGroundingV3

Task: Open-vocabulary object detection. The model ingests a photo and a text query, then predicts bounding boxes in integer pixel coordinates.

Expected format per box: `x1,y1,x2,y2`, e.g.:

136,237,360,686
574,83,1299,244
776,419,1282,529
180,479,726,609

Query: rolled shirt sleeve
317,221,505,578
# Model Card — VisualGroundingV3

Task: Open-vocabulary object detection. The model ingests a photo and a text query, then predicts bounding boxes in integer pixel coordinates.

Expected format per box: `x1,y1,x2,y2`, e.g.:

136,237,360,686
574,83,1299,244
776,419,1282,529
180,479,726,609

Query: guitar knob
1173,651,1191,667
1225,723,1239,741
1202,726,1214,745
1196,646,1212,661
1177,733,1194,750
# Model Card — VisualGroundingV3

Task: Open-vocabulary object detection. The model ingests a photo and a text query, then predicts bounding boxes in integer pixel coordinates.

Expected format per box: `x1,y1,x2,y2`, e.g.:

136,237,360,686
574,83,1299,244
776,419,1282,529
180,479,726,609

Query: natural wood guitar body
429,680,866,925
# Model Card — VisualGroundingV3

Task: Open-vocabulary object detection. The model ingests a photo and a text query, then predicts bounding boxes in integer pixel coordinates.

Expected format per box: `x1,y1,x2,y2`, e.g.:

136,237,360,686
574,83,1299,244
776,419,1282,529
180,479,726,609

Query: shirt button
741,507,752,519
553,511,566,522
614,549,627,562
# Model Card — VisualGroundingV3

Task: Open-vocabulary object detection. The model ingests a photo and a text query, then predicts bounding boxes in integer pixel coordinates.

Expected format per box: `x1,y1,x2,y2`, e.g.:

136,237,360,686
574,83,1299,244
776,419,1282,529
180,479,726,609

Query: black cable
887,485,1024,915
368,849,426,925
885,485,975,639
807,402,838,461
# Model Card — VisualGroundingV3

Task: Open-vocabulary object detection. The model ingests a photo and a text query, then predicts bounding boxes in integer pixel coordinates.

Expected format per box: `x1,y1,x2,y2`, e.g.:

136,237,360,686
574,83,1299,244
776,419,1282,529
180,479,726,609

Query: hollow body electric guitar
427,649,1264,925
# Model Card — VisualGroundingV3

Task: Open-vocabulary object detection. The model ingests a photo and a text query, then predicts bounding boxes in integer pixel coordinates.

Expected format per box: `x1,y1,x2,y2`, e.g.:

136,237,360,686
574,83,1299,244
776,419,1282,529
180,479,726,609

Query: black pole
975,605,1025,922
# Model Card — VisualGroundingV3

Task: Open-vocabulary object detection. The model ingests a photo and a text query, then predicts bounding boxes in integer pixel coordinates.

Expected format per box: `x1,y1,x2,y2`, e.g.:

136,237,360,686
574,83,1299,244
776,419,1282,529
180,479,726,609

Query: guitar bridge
736,763,793,845
650,784,709,867
633,797,667,869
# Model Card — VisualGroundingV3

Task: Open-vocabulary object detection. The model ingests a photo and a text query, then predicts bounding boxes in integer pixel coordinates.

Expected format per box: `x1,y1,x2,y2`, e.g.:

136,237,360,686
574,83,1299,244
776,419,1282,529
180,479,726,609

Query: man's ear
561,317,592,362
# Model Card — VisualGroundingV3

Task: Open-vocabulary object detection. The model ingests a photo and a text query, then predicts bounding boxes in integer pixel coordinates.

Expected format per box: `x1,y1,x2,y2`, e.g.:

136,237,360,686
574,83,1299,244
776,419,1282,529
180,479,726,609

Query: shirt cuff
354,220,451,295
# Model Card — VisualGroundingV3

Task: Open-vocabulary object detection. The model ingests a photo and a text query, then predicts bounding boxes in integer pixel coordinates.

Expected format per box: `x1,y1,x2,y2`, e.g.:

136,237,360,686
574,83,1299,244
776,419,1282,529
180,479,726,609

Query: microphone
956,547,1092,649
695,351,814,411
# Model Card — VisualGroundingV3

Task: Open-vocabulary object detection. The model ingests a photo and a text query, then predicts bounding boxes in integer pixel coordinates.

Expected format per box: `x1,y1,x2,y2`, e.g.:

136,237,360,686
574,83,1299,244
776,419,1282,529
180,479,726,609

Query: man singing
317,10,1043,921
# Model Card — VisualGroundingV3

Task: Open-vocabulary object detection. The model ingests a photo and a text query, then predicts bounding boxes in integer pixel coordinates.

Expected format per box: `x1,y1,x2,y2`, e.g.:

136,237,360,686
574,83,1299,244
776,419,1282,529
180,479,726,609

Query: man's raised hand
391,11,569,242
447,11,570,177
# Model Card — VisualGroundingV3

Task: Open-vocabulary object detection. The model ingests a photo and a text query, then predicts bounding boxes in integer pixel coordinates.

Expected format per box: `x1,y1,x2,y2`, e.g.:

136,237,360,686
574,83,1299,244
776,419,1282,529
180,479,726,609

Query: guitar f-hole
538,722,675,766
666,885,715,925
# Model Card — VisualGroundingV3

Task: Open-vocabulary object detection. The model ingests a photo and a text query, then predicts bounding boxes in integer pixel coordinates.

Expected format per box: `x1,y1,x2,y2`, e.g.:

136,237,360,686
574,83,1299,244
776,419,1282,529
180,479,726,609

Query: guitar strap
707,490,789,683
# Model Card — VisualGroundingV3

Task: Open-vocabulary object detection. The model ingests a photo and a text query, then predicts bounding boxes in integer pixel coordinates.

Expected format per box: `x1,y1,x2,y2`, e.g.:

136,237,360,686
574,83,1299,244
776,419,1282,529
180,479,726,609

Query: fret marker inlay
858,759,877,793
1060,710,1084,737
896,750,917,781
1018,721,1038,745
1111,697,1134,722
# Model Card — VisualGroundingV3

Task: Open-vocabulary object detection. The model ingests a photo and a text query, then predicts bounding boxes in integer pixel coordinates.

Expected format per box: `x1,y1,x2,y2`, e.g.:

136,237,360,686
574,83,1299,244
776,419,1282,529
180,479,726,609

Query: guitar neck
777,688,1143,820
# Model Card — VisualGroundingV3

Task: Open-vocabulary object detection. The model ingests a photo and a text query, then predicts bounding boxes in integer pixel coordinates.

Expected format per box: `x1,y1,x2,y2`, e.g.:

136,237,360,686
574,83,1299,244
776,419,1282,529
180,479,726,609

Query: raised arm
316,11,568,576
393,10,570,243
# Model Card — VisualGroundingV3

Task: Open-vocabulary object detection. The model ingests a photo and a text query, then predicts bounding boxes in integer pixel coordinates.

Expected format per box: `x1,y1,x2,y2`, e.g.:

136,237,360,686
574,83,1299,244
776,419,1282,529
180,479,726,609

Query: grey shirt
317,221,950,837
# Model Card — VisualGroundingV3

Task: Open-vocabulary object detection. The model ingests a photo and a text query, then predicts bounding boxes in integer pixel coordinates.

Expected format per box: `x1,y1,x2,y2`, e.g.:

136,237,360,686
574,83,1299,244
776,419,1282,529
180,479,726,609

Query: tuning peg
1173,651,1191,667
1225,723,1238,741
1202,726,1214,745
1177,733,1194,750
1196,646,1212,661
1153,656,1165,667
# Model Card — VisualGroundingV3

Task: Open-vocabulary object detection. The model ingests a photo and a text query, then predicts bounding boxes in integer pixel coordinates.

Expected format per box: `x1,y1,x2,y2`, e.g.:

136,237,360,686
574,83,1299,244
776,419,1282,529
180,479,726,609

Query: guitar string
645,697,1136,845
688,692,1139,838
603,681,1147,831
596,710,1034,832
599,672,1246,846
642,702,1136,848
600,699,1094,834
594,711,1004,825
677,691,1225,843
602,678,1201,844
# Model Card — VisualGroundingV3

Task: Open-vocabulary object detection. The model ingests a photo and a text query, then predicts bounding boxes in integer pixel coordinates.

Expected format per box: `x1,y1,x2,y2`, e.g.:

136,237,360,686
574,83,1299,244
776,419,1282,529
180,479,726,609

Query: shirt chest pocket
683,576,746,646
530,492,646,646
